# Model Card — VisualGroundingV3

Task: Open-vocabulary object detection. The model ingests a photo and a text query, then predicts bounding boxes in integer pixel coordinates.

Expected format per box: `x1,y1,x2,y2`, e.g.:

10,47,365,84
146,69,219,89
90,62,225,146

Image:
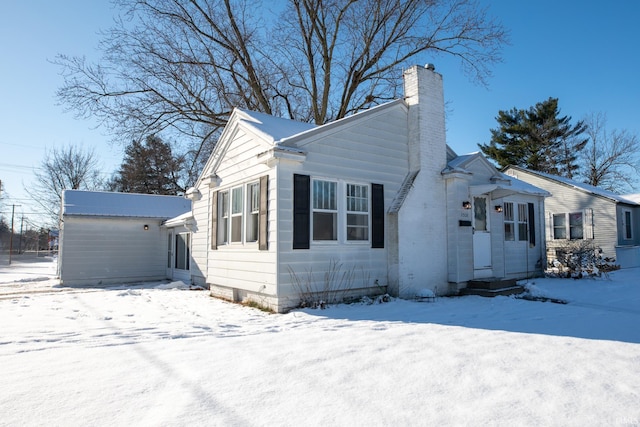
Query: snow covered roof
622,193,640,204
506,166,640,205
235,108,317,143
62,190,191,219
470,172,551,197
443,153,550,197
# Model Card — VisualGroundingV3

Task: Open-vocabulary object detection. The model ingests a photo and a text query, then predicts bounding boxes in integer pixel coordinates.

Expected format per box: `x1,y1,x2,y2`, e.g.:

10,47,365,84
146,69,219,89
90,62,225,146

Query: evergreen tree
479,98,588,177
110,135,185,195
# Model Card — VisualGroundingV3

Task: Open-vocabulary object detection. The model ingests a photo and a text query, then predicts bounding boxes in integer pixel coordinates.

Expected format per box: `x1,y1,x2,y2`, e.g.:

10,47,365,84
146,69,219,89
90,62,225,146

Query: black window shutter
528,202,536,246
371,183,385,248
259,175,269,251
211,191,218,250
293,174,310,249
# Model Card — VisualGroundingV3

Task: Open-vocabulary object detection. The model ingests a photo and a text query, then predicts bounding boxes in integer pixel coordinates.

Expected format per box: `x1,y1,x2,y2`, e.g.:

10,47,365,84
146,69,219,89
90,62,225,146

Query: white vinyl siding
277,103,407,303
59,217,168,286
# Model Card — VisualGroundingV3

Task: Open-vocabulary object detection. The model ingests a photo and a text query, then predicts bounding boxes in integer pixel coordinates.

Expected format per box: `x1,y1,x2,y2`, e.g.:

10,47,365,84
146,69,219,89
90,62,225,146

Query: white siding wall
510,171,618,260
60,216,167,286
191,128,278,304
445,174,474,285
275,105,410,309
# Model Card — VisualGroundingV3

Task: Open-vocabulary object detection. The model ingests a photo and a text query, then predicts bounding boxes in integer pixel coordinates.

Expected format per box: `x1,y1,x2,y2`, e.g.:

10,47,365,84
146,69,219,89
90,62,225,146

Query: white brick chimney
393,64,448,298
403,64,447,173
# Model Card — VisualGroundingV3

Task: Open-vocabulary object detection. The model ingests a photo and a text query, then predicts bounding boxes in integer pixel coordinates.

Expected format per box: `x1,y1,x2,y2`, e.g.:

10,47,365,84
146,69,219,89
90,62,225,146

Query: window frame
552,212,585,241
346,183,370,242
311,179,338,242
246,181,260,243
623,209,633,240
217,190,229,246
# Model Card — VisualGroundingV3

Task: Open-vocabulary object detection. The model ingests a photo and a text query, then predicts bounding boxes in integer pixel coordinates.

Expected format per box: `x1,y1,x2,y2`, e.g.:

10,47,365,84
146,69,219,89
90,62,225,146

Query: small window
504,202,514,241
312,180,337,241
624,210,633,240
231,187,243,243
246,182,260,242
347,184,369,241
517,203,528,241
569,212,583,239
218,191,229,245
473,197,487,231
553,214,566,239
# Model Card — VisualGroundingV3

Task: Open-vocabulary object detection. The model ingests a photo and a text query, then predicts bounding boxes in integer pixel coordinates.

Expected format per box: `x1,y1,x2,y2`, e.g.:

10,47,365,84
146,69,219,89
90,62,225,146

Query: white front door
473,196,493,278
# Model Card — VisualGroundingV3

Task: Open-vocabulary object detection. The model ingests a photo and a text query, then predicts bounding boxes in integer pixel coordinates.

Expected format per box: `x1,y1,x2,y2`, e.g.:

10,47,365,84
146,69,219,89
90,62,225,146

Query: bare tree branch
579,112,640,193
55,0,508,181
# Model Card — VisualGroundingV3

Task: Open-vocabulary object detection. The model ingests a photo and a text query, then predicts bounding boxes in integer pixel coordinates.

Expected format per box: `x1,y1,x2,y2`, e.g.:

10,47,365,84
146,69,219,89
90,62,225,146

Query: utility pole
18,215,24,254
8,204,20,265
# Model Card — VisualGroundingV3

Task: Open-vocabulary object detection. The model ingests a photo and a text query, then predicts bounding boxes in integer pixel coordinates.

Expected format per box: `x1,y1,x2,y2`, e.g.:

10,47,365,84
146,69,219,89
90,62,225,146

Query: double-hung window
231,187,244,243
347,184,369,241
569,212,583,239
218,191,229,245
553,212,584,240
312,180,337,241
213,177,267,249
246,182,260,242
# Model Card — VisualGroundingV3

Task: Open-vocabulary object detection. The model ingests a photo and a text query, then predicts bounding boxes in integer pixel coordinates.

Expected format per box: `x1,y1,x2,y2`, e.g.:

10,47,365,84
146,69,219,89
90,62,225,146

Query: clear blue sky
1,1,639,227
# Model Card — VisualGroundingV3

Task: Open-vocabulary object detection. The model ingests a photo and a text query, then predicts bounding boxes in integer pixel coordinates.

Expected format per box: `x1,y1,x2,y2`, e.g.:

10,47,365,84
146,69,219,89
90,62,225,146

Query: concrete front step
467,278,518,291
460,285,525,297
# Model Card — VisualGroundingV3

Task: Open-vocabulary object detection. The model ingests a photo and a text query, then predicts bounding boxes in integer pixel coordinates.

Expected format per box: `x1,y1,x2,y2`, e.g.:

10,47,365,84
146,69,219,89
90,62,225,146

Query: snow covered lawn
1,256,640,426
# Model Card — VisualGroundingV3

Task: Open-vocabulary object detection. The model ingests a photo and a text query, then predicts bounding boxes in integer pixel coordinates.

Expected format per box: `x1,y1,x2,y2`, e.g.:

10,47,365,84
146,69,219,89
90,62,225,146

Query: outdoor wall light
494,205,503,213
143,224,149,230
462,201,471,209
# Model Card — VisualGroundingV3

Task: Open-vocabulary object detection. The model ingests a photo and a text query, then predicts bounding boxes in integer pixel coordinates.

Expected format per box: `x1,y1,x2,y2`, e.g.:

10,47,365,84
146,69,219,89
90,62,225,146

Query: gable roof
194,101,407,189
62,190,191,219
505,165,639,205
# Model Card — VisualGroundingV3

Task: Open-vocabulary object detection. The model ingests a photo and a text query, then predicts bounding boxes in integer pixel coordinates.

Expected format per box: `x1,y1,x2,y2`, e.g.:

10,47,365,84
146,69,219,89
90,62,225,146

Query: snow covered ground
1,256,639,426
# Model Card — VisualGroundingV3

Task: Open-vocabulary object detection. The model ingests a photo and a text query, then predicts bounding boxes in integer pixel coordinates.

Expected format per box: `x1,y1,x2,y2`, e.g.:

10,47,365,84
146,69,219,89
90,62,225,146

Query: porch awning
469,183,549,198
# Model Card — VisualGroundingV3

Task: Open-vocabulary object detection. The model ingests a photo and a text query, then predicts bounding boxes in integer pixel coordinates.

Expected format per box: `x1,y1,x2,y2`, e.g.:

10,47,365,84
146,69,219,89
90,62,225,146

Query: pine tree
110,135,185,195
479,98,588,177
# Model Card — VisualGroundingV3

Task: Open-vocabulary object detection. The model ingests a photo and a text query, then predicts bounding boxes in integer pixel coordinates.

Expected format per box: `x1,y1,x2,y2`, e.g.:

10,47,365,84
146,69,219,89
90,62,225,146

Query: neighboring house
183,64,549,313
59,190,191,286
504,166,640,268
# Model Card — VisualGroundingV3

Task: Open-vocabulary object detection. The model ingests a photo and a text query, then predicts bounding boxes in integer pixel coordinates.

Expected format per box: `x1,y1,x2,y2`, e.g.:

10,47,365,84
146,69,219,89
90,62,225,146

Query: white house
184,64,549,312
59,190,191,286
504,166,640,268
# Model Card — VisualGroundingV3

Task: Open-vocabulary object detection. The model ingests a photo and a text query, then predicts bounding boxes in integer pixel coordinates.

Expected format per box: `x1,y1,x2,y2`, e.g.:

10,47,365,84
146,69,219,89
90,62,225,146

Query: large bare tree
26,145,104,225
578,112,640,193
56,0,508,179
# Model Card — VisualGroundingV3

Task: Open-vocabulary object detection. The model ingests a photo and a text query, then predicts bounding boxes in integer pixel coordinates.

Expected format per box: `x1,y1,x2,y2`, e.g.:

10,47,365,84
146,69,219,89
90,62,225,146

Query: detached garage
59,190,191,286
